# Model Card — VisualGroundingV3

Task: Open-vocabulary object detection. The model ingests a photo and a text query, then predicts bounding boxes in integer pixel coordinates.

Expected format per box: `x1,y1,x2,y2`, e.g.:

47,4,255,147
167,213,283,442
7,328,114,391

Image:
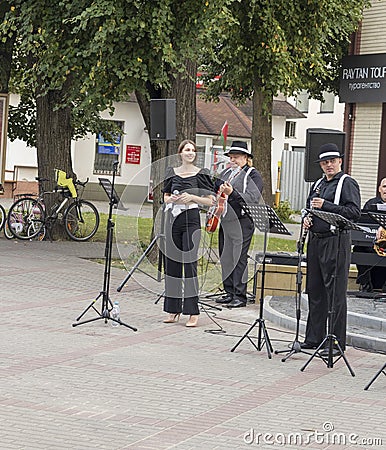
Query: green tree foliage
0,0,229,165
201,0,370,201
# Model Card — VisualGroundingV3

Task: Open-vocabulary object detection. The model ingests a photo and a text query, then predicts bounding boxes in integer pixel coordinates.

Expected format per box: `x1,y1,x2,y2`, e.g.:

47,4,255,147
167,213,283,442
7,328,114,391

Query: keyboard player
354,177,386,292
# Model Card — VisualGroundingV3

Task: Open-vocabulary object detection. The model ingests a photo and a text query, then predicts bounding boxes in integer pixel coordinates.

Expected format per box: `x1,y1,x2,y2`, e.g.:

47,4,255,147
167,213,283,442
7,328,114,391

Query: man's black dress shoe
227,298,246,308
300,342,318,350
360,281,373,292
215,295,233,304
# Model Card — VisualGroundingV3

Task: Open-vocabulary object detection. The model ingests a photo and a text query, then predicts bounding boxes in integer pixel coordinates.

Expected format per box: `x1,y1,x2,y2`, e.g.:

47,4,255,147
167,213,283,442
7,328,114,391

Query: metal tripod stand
72,162,137,331
230,227,273,358
230,204,292,358
364,362,386,390
274,214,309,361
300,210,363,376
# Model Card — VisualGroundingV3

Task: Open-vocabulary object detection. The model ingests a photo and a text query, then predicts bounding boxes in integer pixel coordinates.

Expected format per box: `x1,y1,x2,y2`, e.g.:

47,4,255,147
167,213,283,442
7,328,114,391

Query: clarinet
298,210,310,253
299,185,320,250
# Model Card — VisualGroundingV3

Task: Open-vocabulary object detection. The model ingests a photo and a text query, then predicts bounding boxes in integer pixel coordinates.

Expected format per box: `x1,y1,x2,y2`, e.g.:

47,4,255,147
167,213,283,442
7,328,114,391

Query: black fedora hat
224,141,252,157
315,143,344,162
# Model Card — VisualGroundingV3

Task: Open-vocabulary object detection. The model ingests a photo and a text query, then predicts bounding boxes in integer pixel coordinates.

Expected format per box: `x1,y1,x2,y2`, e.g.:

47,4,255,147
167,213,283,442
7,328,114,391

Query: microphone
173,190,180,196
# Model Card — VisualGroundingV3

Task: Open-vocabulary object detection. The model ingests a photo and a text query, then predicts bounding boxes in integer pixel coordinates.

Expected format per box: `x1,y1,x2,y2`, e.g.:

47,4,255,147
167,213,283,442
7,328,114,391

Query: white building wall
286,96,345,148
5,94,38,181
5,95,287,199
73,101,150,189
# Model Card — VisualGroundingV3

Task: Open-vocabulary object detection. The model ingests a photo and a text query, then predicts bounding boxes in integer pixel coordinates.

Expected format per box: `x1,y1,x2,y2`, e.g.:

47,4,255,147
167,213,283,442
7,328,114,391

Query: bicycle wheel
4,220,14,239
63,200,99,241
7,197,45,240
0,204,5,231
27,221,46,241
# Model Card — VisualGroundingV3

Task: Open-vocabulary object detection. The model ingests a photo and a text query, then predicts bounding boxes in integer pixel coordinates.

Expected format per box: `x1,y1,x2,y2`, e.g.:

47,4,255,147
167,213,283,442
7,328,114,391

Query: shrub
273,200,294,222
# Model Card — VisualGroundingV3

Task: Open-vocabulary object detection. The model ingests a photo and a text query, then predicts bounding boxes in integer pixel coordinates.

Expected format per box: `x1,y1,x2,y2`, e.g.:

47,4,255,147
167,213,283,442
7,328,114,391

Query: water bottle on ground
110,301,120,327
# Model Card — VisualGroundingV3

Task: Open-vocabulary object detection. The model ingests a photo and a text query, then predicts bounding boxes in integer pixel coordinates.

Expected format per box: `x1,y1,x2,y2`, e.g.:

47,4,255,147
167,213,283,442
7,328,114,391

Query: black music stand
72,162,137,331
367,211,386,300
364,362,386,390
275,213,310,361
230,204,292,359
300,209,364,376
363,211,386,389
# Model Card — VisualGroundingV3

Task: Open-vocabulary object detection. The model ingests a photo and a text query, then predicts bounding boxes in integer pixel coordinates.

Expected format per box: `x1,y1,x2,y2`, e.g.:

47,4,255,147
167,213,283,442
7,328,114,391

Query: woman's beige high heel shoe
163,313,180,323
185,315,199,327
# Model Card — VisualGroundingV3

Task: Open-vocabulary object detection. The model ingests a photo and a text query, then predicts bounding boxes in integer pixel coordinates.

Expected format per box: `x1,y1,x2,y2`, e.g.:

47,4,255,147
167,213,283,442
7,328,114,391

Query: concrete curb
264,295,386,352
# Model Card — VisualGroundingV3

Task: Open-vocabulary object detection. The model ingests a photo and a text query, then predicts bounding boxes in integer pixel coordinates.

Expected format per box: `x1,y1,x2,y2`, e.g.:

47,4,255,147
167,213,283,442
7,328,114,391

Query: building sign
339,53,386,103
97,133,121,154
125,145,141,164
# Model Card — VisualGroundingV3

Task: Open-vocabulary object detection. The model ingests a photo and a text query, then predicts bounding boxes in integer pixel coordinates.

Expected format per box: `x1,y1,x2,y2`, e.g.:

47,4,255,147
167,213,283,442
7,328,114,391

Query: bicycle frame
7,175,99,241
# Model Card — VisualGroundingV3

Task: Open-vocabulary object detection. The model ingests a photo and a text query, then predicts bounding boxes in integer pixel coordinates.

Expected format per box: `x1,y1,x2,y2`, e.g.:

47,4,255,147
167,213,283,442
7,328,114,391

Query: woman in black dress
162,140,215,327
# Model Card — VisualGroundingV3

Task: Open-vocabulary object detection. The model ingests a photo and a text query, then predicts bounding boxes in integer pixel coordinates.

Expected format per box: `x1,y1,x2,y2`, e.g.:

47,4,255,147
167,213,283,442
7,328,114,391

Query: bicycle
0,203,6,232
7,176,100,241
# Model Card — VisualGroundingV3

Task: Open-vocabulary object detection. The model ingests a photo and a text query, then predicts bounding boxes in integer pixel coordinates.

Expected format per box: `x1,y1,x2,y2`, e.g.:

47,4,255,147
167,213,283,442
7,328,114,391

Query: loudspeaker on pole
304,128,345,182
150,99,176,140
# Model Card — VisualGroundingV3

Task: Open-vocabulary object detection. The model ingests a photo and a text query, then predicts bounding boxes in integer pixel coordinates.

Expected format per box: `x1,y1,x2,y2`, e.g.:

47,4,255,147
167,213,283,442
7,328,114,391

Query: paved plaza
0,233,385,449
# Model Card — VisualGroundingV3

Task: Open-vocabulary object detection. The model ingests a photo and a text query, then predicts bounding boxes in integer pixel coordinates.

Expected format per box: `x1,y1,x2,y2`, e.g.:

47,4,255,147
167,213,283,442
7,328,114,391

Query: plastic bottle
110,301,120,327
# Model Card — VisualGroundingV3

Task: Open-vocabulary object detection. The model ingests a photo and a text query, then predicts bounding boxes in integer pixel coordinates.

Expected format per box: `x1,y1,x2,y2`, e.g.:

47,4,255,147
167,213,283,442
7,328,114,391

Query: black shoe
227,298,246,308
215,294,233,304
360,281,373,292
300,342,319,350
319,347,342,358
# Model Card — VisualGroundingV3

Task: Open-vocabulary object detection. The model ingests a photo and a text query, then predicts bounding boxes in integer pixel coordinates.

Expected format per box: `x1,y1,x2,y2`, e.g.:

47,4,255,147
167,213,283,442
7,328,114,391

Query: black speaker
150,99,176,140
304,128,346,182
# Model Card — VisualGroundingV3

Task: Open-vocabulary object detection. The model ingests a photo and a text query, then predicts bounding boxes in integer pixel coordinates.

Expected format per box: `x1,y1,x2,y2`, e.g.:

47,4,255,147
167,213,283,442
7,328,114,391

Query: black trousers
305,232,351,350
219,216,254,302
163,209,201,315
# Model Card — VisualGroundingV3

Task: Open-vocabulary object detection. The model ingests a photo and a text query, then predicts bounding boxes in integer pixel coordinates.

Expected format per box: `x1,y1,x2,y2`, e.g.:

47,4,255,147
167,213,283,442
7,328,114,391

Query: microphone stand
274,211,309,361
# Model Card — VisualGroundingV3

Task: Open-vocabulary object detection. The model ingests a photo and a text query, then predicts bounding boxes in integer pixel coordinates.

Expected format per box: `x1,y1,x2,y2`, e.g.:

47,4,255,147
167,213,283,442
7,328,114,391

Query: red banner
125,145,141,164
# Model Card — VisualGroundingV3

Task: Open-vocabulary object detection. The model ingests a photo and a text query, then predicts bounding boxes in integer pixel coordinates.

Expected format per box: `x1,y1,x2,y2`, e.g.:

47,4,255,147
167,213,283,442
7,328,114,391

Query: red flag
221,121,228,150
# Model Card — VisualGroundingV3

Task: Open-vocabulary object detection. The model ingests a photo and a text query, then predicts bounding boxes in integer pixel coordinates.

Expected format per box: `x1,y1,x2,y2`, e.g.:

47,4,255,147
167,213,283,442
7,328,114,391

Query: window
285,121,296,139
295,90,309,113
320,92,335,113
93,121,123,175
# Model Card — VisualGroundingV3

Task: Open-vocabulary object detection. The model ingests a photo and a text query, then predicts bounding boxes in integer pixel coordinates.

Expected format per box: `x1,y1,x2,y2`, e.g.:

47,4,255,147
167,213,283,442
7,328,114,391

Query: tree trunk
251,83,274,205
36,88,74,239
135,60,197,260
170,59,197,147
136,61,197,216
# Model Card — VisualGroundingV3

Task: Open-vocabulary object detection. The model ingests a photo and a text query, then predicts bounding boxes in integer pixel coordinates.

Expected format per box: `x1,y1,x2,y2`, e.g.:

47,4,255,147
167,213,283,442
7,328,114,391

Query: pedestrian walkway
0,236,385,449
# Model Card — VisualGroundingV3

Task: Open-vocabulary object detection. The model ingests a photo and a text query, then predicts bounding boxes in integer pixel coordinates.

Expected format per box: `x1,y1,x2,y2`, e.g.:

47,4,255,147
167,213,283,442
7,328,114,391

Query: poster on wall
97,133,121,154
125,145,141,164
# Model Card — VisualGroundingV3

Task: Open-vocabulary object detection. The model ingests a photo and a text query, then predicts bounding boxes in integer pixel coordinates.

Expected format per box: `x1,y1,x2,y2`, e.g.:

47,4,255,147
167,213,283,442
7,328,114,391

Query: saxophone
374,228,386,256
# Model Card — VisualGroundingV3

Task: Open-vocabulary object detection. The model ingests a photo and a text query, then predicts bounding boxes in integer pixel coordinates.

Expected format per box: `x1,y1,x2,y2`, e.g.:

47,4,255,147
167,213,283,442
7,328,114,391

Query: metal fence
279,149,311,212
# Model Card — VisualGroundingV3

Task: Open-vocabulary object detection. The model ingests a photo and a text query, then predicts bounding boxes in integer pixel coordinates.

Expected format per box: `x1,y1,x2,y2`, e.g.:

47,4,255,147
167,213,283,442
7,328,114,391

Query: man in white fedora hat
301,142,361,356
214,141,263,308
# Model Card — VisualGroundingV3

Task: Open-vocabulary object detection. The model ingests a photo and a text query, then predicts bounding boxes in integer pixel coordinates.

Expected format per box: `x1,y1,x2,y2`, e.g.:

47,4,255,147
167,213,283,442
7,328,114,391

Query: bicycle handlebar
35,177,50,183
75,178,89,187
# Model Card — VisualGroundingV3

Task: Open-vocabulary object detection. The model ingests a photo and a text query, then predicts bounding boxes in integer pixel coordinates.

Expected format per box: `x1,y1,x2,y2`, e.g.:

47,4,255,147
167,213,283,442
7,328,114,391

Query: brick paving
0,235,385,449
